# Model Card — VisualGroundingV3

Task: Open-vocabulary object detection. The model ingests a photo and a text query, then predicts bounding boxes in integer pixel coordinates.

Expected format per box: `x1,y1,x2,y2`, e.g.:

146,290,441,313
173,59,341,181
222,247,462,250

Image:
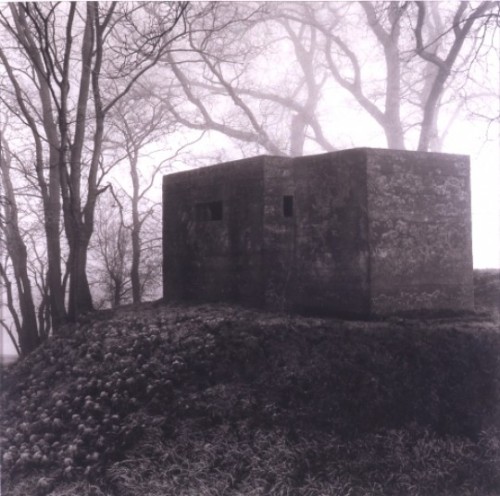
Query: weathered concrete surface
262,151,370,316
163,157,266,306
163,148,474,316
366,149,474,314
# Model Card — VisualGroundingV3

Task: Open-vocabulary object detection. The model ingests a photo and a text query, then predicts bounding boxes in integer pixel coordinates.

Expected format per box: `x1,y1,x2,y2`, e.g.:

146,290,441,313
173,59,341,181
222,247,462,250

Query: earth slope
1,294,500,495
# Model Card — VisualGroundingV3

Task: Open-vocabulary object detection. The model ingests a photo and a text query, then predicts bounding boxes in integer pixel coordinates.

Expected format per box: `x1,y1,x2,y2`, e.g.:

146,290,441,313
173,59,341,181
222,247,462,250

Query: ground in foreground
2,285,500,495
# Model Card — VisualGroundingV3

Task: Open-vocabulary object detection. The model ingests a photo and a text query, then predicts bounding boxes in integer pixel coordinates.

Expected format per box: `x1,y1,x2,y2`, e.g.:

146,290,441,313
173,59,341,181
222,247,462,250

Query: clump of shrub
0,314,218,483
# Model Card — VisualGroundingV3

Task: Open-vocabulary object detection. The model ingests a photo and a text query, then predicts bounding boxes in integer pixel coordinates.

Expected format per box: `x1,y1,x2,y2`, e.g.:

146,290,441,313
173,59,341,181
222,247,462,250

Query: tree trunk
379,3,405,150
45,190,66,331
67,228,94,321
129,148,142,304
414,2,494,151
131,227,141,304
290,113,307,157
0,240,40,356
15,266,40,355
418,69,448,152
384,42,405,150
113,277,122,308
0,139,40,354
0,7,67,333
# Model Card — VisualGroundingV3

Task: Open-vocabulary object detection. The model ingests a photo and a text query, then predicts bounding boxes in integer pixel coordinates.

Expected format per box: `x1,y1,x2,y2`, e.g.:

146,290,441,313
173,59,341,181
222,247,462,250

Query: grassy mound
1,300,500,495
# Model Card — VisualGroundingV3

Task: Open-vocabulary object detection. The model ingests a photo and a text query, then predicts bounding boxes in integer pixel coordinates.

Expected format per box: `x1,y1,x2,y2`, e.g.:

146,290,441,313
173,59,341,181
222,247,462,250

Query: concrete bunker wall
366,149,474,313
163,156,266,305
163,148,474,316
262,151,370,315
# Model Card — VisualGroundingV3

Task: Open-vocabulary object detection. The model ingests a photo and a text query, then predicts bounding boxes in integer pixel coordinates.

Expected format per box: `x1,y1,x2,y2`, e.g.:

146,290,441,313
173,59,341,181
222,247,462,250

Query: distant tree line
0,1,498,355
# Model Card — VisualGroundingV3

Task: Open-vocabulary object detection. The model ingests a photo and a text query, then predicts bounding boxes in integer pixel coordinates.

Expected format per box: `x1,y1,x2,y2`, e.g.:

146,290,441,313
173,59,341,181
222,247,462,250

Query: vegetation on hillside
1,273,500,495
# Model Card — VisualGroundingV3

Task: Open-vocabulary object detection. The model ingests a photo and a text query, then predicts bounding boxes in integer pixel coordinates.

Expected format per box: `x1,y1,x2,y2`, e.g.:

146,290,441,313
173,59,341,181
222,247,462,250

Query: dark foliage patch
1,288,499,494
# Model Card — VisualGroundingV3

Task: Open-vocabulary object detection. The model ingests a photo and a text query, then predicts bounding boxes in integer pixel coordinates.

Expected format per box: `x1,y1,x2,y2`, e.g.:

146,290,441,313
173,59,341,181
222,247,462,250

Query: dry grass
101,424,500,496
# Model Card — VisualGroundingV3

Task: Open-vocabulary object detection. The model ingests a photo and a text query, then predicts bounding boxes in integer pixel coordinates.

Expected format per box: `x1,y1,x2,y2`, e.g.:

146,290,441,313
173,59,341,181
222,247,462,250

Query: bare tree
90,186,164,309
412,1,496,151
280,1,497,152
0,7,67,330
0,257,22,356
0,2,188,332
0,133,40,354
90,194,132,309
105,83,175,303
162,2,336,157
164,2,497,156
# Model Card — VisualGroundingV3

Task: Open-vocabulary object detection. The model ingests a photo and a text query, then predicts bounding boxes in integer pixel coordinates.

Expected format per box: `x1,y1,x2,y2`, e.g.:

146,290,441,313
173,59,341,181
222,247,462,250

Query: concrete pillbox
163,148,474,317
